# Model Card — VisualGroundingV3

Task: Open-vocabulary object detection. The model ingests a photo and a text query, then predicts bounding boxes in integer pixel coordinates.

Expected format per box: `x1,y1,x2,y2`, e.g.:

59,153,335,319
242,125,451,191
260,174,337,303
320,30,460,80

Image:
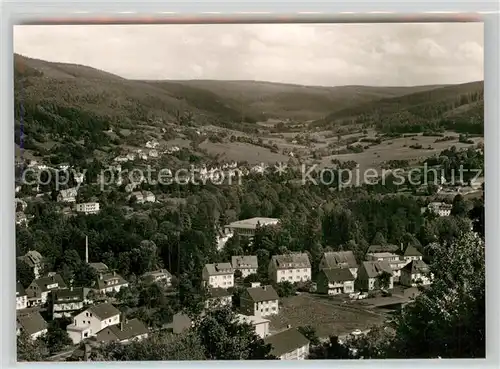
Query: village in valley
14,22,485,361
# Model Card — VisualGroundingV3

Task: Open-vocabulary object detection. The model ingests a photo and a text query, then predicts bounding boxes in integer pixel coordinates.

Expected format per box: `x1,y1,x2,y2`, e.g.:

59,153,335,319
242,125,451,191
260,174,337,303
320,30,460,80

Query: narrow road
45,347,76,361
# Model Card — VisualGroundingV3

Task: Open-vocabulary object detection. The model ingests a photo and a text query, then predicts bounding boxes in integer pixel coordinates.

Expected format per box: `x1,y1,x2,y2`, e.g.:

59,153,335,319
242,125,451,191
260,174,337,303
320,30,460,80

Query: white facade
67,308,120,344
326,281,354,295
272,267,311,284
400,271,433,287
236,314,270,339
253,299,279,317
76,202,100,215
208,273,234,289
278,344,309,360
16,294,27,310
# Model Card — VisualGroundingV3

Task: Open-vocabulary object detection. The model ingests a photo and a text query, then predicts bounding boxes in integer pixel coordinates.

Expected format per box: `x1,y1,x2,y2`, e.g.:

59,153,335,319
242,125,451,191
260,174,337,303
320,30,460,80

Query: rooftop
17,312,47,336
321,268,355,282
204,263,233,276
236,314,270,326
322,251,357,269
244,285,279,302
264,328,309,357
226,217,279,230
271,253,311,269
96,319,149,342
88,303,121,320
231,255,258,269
362,261,393,278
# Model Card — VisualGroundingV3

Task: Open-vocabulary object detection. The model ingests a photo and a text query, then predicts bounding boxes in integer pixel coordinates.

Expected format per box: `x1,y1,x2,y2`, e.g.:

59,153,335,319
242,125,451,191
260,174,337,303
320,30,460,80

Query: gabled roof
32,274,67,292
96,319,148,342
322,251,357,269
17,311,47,336
271,253,311,269
87,303,121,320
141,269,172,280
321,268,355,283
204,263,233,276
264,328,309,357
402,260,429,274
361,261,393,278
16,282,27,296
17,250,43,268
96,272,128,290
403,245,423,258
244,285,279,302
231,255,258,269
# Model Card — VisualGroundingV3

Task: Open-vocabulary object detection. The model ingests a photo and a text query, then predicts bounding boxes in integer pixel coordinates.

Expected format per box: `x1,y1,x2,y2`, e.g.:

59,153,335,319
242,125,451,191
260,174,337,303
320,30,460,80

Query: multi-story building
51,287,92,319
268,253,311,283
17,250,44,279
357,261,394,291
426,202,453,217
240,285,279,318
66,303,121,344
141,269,172,286
226,217,279,237
75,202,100,215
365,252,406,282
264,328,310,360
26,274,67,306
231,255,258,278
319,251,359,279
57,187,78,203
16,282,28,310
205,288,233,310
202,263,234,289
316,268,355,295
400,260,433,287
94,272,129,294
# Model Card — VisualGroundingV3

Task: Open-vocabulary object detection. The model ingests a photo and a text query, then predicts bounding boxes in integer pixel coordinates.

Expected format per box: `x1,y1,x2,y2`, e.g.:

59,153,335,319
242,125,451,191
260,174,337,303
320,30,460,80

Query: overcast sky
14,23,483,87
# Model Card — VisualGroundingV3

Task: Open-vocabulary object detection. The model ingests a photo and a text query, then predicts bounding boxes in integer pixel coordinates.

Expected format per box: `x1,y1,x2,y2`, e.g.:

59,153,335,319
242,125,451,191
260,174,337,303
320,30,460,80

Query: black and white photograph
13,22,485,361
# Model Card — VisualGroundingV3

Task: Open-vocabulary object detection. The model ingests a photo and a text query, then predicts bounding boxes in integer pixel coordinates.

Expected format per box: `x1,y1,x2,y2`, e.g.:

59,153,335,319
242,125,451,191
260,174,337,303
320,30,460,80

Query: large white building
66,303,121,344
51,287,92,319
76,202,100,215
319,251,359,279
400,260,433,287
240,285,279,318
94,272,129,294
426,202,453,217
226,217,279,237
202,263,234,289
268,253,311,283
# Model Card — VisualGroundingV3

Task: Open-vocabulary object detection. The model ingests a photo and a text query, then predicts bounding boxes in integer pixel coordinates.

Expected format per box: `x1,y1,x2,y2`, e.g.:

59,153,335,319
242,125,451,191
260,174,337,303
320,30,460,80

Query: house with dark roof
17,311,48,340
365,252,407,282
26,273,67,306
66,302,121,344
202,263,234,289
268,253,311,283
17,250,44,278
357,261,394,291
400,245,423,263
16,282,28,310
51,287,93,318
205,288,233,309
240,285,279,318
319,251,358,279
94,271,129,294
400,260,433,287
316,268,355,295
264,327,310,360
231,255,258,278
94,318,149,344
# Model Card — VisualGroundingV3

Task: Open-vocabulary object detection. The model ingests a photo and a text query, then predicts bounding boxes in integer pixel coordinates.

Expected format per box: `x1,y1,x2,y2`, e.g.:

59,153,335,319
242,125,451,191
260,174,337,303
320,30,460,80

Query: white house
316,268,355,295
268,253,311,284
357,261,394,291
141,269,172,286
94,272,129,294
236,314,270,339
51,287,92,319
240,285,279,318
319,251,359,279
26,274,67,306
264,328,310,360
66,303,121,344
365,252,406,282
226,217,279,237
16,282,28,310
231,255,258,278
57,187,78,203
400,260,433,287
76,202,100,215
94,318,149,344
17,311,48,340
400,245,424,263
427,202,453,217
202,263,234,289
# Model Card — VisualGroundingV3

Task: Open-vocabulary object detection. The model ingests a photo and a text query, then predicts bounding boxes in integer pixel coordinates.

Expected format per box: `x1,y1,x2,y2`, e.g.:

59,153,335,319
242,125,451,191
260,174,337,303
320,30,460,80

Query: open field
268,293,386,339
